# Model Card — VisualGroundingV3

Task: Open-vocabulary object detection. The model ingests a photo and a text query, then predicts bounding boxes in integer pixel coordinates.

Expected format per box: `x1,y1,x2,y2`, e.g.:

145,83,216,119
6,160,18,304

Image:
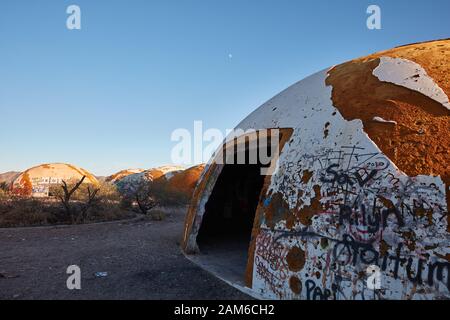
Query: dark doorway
197,163,265,243
196,140,271,284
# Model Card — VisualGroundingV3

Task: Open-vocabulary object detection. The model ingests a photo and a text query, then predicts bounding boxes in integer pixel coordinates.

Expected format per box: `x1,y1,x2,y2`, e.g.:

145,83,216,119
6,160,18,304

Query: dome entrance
192,129,293,286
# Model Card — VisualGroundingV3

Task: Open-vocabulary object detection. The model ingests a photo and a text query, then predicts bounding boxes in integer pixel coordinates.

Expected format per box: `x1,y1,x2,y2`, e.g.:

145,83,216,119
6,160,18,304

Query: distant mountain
0,171,20,186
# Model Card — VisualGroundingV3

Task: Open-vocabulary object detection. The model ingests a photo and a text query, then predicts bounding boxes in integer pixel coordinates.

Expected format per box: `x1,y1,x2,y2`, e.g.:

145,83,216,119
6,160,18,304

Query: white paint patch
373,56,450,110
372,116,397,125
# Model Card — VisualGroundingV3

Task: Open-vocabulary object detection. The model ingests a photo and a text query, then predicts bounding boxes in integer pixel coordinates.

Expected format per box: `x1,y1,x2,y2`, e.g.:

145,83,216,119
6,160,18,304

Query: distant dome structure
114,165,205,202
106,169,145,183
164,164,206,197
181,39,450,300
11,163,98,197
116,165,185,197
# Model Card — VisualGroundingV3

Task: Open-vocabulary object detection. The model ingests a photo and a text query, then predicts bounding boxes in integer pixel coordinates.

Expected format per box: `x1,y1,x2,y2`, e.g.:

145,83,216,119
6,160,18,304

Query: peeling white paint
372,116,397,125
373,56,450,110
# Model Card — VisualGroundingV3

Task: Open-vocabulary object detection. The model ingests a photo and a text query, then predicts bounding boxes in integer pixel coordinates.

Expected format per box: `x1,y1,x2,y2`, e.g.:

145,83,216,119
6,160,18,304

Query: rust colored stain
379,240,391,257
181,162,218,252
106,169,143,183
301,170,313,184
17,172,32,196
264,192,291,229
286,246,306,272
289,276,302,295
164,164,205,197
414,206,434,227
296,185,323,226
402,231,417,251
326,40,450,228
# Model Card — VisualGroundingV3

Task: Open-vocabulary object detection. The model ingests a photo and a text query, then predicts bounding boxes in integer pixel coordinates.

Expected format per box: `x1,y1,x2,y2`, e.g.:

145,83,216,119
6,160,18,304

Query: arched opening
194,129,292,285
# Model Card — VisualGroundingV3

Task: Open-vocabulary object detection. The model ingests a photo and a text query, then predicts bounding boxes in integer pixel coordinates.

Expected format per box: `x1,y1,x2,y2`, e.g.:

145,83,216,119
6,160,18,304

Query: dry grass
0,197,136,228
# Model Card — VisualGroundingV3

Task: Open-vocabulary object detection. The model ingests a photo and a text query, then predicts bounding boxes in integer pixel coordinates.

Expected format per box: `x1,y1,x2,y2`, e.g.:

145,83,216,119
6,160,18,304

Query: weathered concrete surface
0,208,250,300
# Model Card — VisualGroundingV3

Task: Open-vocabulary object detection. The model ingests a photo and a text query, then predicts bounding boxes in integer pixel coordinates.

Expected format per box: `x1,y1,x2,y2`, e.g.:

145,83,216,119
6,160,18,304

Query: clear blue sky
0,0,449,176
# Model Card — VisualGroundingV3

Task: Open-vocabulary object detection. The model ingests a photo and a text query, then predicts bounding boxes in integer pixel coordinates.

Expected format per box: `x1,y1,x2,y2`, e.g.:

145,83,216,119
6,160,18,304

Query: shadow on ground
0,208,251,300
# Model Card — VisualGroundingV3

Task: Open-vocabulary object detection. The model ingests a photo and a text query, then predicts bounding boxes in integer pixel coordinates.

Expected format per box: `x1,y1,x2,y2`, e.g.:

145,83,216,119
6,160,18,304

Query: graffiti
255,232,290,280
320,163,379,188
305,279,333,300
338,198,404,243
254,256,287,297
253,138,448,299
270,227,450,292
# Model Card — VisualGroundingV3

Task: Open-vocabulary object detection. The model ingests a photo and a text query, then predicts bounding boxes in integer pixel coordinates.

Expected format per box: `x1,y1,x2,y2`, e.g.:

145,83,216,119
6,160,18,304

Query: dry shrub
83,201,134,223
151,180,189,207
97,181,121,202
0,189,8,201
0,182,9,192
0,180,135,228
148,209,166,221
0,198,58,227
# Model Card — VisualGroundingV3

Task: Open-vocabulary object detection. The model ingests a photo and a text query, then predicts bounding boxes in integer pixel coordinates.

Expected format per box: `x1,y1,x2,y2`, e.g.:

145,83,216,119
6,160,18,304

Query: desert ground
0,207,250,300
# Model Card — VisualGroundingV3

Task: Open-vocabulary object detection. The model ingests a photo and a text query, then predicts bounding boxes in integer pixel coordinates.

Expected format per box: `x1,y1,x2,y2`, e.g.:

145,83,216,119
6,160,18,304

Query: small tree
79,186,100,222
55,176,100,224
0,182,9,192
133,180,158,214
57,176,86,223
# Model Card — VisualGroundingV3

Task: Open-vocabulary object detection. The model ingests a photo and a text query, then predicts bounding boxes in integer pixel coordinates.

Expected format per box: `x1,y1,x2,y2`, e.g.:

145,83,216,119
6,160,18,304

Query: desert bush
118,178,189,214
48,176,101,223
119,196,133,210
0,189,8,201
151,180,189,207
0,177,137,227
97,181,121,202
0,197,58,227
0,182,9,192
82,201,134,222
132,179,157,214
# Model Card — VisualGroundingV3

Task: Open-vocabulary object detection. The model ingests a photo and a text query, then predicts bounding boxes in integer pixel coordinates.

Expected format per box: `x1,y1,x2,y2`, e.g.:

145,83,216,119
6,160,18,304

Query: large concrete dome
182,39,450,300
11,163,98,197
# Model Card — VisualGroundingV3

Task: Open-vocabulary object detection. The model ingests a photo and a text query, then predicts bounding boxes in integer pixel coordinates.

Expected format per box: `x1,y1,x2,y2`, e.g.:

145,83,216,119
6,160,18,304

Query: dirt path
0,208,250,300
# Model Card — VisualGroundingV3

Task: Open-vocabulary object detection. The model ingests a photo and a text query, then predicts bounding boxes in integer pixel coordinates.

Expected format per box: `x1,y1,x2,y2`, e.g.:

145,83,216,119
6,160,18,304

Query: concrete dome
106,169,145,183
11,163,98,197
182,39,450,300
164,164,206,197
116,165,185,197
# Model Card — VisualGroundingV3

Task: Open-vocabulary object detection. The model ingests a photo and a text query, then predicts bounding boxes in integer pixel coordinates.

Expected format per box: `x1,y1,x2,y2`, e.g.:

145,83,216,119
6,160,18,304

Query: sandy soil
0,208,250,300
